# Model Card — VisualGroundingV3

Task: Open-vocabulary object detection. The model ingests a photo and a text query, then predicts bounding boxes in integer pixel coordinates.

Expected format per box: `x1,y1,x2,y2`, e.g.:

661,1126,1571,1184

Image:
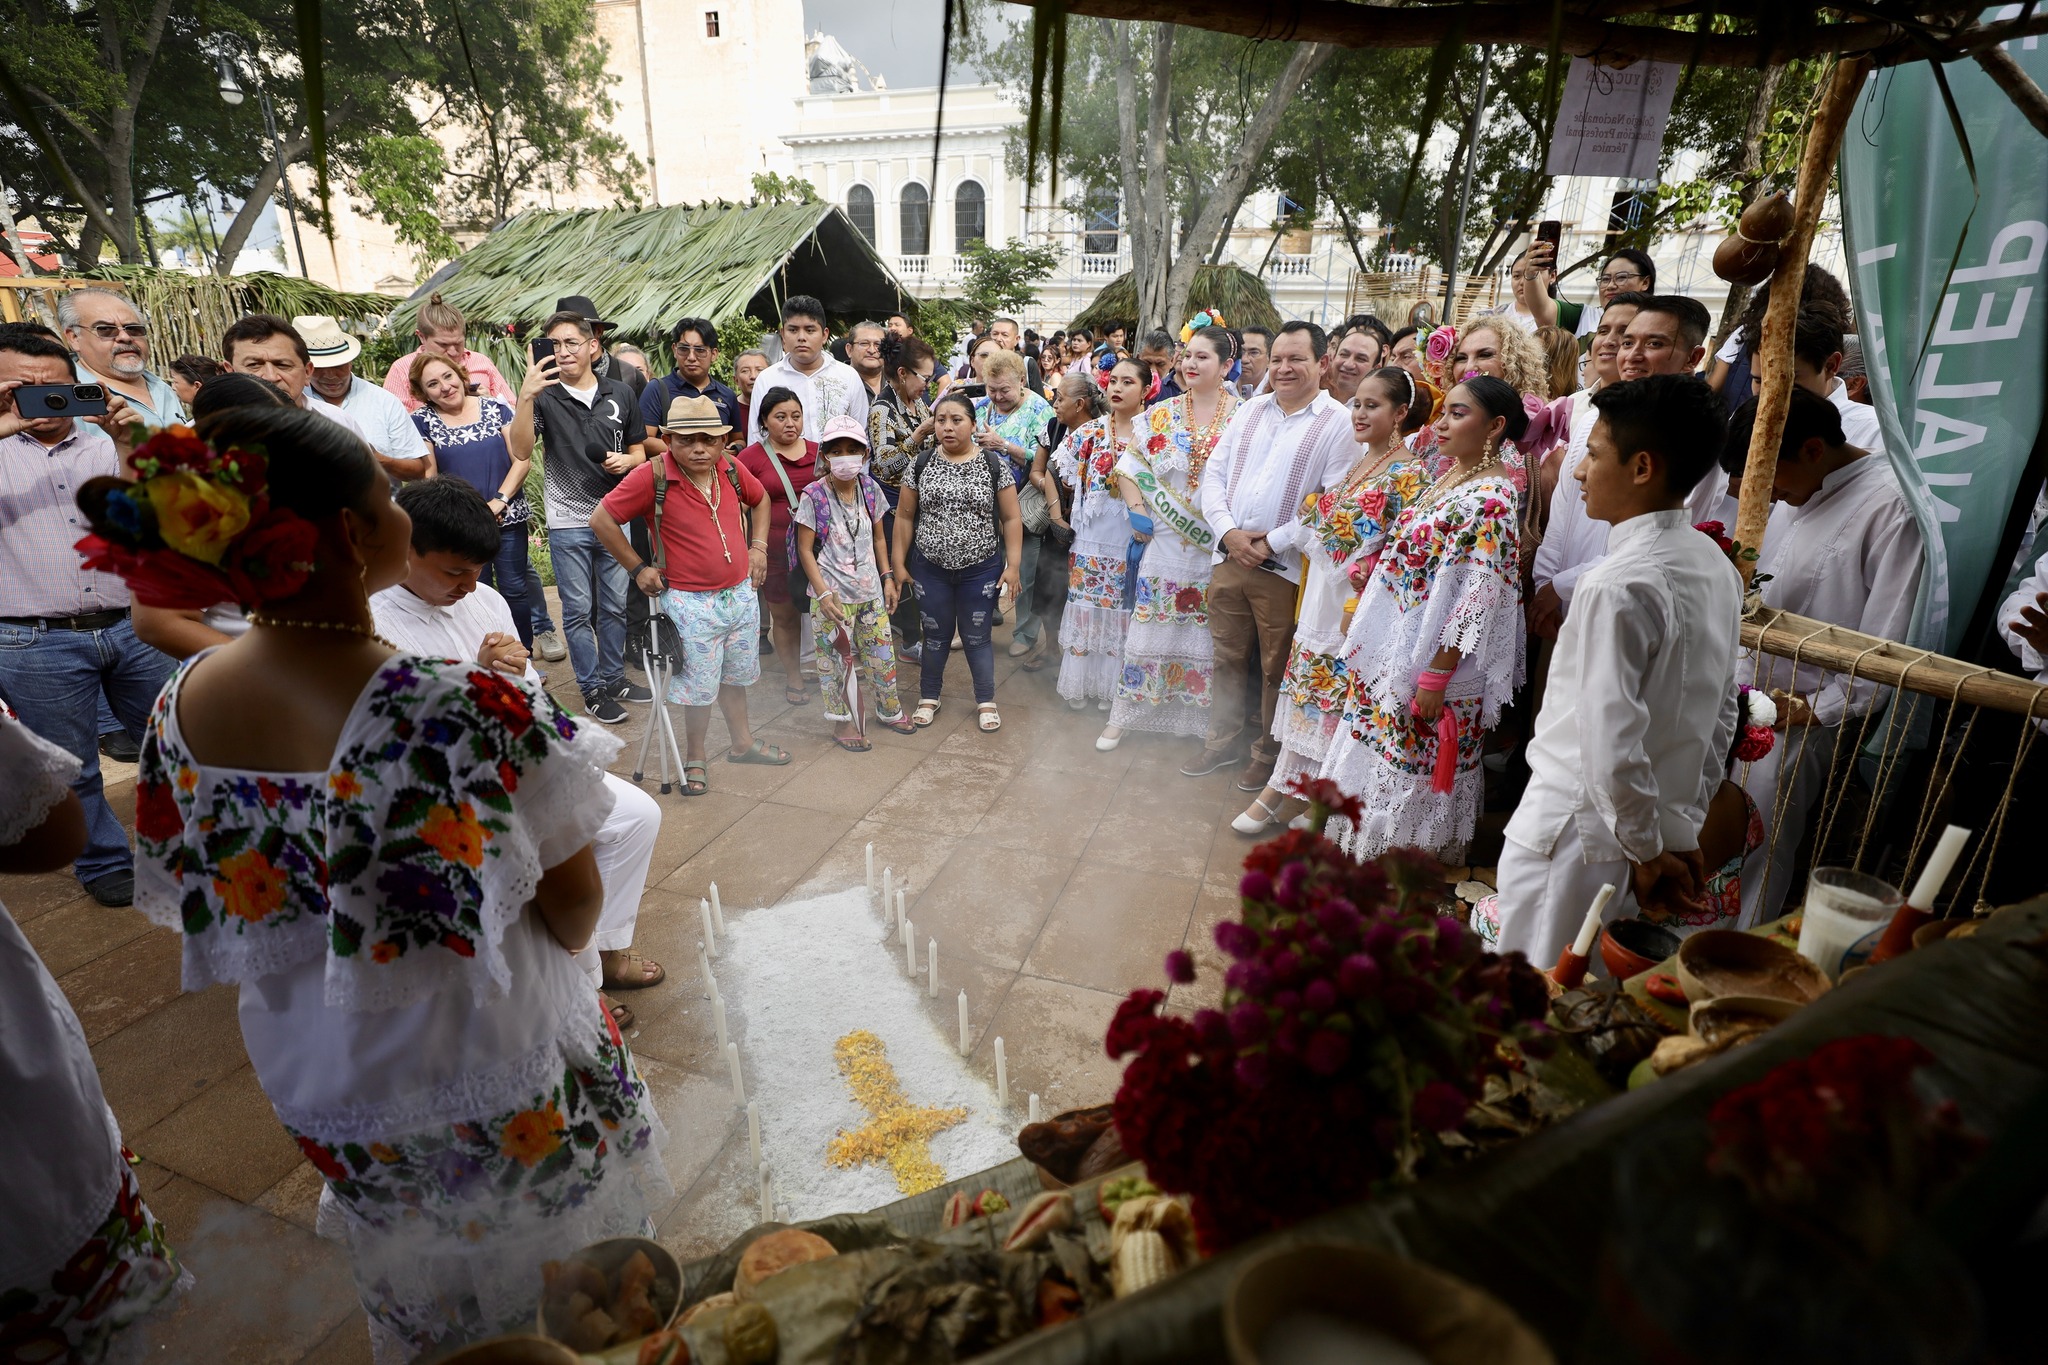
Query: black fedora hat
555,295,614,330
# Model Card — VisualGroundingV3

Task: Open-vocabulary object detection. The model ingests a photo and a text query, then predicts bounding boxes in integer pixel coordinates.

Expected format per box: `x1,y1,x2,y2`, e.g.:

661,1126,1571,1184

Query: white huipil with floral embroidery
1270,460,1427,789
1053,417,1135,706
0,706,184,1362
1109,393,1235,736
135,654,669,1361
1319,474,1525,859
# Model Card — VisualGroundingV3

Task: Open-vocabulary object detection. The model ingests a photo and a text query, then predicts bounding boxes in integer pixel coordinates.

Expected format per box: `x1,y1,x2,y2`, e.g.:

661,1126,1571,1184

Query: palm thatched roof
389,202,911,342
1069,265,1280,335
77,265,394,366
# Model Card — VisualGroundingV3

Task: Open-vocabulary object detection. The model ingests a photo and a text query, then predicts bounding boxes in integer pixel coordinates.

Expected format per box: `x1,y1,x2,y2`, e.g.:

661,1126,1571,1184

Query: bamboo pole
1743,607,2048,721
1733,56,1873,583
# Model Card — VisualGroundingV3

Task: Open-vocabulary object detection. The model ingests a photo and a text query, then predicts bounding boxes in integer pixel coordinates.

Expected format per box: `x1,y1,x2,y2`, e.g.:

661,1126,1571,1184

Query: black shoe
615,681,654,704
98,730,139,763
85,870,134,907
759,632,775,656
585,693,629,725
1180,748,1244,778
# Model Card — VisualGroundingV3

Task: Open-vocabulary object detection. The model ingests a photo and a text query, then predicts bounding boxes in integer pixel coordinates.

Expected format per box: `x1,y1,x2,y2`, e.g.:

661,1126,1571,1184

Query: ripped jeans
908,546,1004,704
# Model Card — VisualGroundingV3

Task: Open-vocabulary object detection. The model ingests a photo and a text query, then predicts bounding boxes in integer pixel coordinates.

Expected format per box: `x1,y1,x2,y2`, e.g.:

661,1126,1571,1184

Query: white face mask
828,455,865,480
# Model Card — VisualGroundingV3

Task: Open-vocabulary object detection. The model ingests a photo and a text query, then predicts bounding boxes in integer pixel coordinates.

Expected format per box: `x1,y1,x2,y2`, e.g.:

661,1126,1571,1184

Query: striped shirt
0,423,127,616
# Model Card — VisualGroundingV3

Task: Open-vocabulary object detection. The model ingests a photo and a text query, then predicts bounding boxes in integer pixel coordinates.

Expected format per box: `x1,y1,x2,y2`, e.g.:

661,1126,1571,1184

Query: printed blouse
910,451,1013,571
415,398,527,523
867,385,935,489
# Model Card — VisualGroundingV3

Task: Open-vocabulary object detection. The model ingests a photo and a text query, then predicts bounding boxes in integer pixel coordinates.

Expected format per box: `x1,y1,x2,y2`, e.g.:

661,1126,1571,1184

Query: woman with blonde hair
1534,325,1581,403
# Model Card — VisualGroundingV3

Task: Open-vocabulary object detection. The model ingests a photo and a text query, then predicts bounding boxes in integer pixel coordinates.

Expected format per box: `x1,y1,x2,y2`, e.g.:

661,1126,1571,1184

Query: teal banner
1840,22,2048,653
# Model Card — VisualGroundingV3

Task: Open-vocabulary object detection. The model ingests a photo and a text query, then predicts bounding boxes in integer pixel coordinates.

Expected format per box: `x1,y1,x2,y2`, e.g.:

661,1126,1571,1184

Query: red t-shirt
601,451,767,593
735,440,821,566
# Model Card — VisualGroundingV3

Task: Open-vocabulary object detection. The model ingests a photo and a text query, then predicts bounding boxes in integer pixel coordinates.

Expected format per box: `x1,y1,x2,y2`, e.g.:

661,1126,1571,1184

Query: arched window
846,184,875,245
900,184,930,256
954,181,986,250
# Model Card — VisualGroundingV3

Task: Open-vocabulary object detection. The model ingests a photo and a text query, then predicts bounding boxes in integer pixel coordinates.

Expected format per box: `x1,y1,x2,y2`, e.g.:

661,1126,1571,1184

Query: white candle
726,1042,745,1104
746,1101,761,1169
896,887,907,938
710,882,725,934
1029,1093,1041,1124
714,994,729,1053
957,989,970,1055
904,919,917,974
700,899,718,956
1907,826,1971,910
995,1037,1008,1108
927,938,938,998
866,842,875,894
758,1163,772,1224
698,944,713,996
883,867,893,922
1571,884,1617,959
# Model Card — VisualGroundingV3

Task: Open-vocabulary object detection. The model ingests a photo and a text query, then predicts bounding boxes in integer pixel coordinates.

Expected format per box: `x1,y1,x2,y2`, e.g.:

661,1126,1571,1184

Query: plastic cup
1795,868,1902,978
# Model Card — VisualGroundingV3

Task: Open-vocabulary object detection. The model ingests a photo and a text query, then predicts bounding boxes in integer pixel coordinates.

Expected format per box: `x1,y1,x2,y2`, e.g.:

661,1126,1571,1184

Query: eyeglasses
85,322,149,339
1510,271,1545,283
1597,270,1647,287
852,339,882,350
674,343,711,355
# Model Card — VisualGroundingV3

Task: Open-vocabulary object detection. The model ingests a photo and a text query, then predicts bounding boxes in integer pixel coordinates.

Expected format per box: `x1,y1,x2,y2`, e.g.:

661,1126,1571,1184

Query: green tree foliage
357,135,460,274
0,0,641,271
957,237,1062,317
749,171,820,205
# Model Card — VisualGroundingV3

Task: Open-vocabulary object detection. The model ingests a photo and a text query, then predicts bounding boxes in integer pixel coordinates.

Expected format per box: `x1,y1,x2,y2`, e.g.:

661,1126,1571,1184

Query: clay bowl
435,1337,580,1365
1225,1242,1554,1365
1676,929,1830,1005
1599,918,1682,981
1689,994,1799,1047
535,1236,682,1347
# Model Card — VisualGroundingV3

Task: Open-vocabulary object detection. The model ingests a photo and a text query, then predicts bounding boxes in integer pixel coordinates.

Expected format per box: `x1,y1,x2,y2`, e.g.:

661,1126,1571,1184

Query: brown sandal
601,993,635,1031
601,949,666,991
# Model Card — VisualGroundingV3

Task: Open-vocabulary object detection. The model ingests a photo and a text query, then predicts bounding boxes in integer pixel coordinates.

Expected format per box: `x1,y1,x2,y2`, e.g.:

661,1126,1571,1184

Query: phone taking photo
530,337,556,368
12,382,108,419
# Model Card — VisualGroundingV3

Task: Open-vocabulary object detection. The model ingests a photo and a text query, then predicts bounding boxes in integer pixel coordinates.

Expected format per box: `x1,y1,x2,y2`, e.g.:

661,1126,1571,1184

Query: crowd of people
4,243,2046,1363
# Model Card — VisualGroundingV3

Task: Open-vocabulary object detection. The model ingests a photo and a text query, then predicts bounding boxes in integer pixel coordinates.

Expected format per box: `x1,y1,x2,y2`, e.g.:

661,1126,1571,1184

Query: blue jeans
548,524,627,699
909,547,1003,704
0,617,175,885
479,523,540,649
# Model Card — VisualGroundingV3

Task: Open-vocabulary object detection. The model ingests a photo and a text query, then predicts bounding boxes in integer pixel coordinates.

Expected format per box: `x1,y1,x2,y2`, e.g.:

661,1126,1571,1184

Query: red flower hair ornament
73,425,320,609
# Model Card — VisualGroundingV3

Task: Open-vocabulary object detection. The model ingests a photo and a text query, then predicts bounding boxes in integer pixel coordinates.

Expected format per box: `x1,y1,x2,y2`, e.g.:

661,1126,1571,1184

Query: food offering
537,1240,681,1354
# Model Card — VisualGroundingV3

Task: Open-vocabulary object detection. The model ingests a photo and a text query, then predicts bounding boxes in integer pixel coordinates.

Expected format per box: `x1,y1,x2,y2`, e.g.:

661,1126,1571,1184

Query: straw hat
293,315,361,367
662,395,732,435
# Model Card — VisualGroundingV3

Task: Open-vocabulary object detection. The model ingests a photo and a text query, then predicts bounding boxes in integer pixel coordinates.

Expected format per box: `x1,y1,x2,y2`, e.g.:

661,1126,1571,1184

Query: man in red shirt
593,396,792,794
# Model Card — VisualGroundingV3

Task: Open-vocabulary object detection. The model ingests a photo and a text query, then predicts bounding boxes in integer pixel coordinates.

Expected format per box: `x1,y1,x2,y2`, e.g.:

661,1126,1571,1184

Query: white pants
1736,724,1840,928
1494,821,1636,972
577,772,662,988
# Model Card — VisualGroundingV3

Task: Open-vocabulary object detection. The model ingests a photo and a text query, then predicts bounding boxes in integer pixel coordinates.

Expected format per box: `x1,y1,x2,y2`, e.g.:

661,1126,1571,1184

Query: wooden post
1733,56,1873,582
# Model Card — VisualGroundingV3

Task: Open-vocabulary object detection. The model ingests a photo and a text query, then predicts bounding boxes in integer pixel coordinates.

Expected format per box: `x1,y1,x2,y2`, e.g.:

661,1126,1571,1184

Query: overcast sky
800,0,990,88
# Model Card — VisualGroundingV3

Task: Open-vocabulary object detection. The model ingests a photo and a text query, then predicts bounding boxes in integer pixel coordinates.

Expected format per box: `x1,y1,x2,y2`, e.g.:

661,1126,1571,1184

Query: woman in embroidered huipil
1320,376,1527,861
1052,359,1145,710
1234,368,1429,834
1100,328,1239,747
89,410,667,1362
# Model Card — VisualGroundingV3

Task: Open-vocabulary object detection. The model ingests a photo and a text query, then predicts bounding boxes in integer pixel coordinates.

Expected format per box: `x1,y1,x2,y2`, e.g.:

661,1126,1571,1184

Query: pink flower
1165,950,1196,984
1424,326,1457,368
1413,1081,1470,1131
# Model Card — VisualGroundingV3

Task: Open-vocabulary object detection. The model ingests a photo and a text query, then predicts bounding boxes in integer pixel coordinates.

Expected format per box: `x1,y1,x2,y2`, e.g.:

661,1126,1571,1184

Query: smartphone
530,337,556,368
955,381,987,400
1536,219,1562,252
13,382,108,418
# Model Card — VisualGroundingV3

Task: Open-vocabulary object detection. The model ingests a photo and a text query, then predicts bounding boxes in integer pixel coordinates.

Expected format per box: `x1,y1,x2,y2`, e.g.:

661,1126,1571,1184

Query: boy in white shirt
370,478,666,1028
1493,375,1743,968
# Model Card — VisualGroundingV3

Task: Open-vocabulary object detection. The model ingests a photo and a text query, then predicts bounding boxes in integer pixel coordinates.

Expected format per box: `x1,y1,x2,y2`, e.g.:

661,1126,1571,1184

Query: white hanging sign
1544,56,1680,180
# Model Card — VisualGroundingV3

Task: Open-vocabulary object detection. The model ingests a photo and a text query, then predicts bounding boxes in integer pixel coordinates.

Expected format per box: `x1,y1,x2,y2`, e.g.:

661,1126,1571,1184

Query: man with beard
59,287,186,428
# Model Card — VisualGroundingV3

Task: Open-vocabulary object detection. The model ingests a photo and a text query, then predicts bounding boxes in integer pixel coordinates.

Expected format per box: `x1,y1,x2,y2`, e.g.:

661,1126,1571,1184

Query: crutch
632,611,688,793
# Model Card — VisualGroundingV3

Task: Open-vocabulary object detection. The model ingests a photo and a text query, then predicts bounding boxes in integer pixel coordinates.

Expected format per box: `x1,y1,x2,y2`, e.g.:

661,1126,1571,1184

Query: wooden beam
1976,43,2048,141
1743,608,2048,721
1003,1,2048,69
1732,55,1870,579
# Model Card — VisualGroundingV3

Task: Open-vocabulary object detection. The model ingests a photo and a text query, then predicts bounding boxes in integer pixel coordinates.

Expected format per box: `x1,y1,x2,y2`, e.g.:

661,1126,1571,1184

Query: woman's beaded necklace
1180,391,1236,490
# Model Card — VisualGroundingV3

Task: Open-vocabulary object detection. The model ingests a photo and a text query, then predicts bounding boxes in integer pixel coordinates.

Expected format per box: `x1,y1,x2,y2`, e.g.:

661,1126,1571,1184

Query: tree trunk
1712,62,1788,350
213,135,312,274
1162,41,1334,329
1135,23,1175,331
1104,19,1149,330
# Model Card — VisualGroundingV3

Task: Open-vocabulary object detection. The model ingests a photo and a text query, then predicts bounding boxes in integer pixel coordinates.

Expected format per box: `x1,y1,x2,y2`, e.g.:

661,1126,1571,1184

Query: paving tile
634,1055,745,1203
94,985,252,1132
631,787,753,890
978,974,1129,1116
930,697,1060,768
1019,705,1138,777
1170,879,1241,1013
655,1126,759,1263
1024,863,1200,997
56,925,184,1046
19,898,155,977
780,817,966,907
253,1160,327,1234
768,743,924,818
621,984,721,1074
908,845,1075,972
1080,785,1221,880
0,869,95,925
913,949,1018,1062
296,1311,374,1365
861,755,1017,833
967,765,1123,855
656,802,850,909
134,1196,359,1365
132,1065,303,1202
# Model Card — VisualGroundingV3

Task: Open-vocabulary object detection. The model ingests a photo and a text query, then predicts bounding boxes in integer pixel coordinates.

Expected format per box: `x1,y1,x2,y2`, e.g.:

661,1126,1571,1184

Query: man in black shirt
557,294,647,410
640,317,743,449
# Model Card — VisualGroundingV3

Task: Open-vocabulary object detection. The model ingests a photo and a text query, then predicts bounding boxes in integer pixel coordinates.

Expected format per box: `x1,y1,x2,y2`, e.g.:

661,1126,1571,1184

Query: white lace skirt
1109,532,1215,737
1056,540,1132,707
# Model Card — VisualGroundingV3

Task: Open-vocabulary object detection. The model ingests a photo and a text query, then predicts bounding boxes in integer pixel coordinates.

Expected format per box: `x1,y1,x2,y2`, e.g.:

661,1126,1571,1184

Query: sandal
1020,640,1051,672
833,733,873,752
977,703,1002,732
1232,797,1282,836
879,713,918,735
601,993,635,1031
601,949,667,991
912,699,941,728
785,683,812,706
727,738,793,766
682,760,708,796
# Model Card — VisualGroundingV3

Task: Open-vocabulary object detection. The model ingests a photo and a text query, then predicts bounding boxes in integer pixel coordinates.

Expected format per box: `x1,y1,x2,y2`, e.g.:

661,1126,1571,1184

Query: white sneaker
534,630,567,662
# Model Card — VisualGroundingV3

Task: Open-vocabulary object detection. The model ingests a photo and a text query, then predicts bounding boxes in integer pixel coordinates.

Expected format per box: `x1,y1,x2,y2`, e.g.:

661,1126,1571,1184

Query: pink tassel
1430,708,1459,793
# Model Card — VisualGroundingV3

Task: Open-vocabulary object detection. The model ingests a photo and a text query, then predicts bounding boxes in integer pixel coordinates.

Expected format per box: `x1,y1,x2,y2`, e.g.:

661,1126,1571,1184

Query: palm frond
79,264,393,362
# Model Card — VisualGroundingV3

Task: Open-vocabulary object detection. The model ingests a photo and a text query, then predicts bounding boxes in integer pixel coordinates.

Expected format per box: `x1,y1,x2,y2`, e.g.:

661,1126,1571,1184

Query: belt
0,609,130,631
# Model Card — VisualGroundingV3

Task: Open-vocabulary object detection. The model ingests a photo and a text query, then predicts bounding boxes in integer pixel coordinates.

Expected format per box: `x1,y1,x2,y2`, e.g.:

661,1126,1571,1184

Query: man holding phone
510,309,648,725
0,330,169,907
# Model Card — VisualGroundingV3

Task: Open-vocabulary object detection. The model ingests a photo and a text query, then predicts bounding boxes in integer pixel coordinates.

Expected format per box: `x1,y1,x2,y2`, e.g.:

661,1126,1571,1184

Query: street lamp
213,35,308,278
